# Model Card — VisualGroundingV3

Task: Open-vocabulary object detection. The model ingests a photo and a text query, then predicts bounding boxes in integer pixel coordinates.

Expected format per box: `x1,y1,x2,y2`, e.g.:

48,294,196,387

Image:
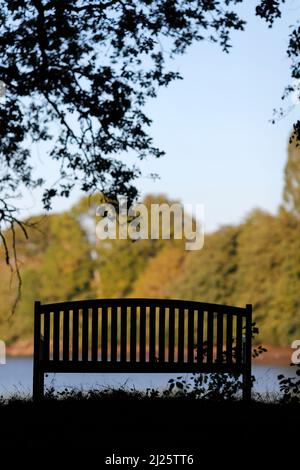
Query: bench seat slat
236,314,243,364
168,307,175,363
43,313,50,361
120,305,127,362
72,307,79,361
139,305,146,363
178,308,185,363
130,305,137,362
206,310,214,364
226,313,233,364
82,307,89,362
53,310,60,361
187,309,195,363
41,361,246,374
111,306,118,362
91,306,98,362
101,306,108,362
197,309,204,364
149,305,156,363
158,306,165,363
216,312,223,363
63,309,70,362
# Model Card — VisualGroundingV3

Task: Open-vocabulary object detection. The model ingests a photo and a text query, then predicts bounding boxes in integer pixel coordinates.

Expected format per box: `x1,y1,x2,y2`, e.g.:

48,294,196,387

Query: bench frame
33,299,252,400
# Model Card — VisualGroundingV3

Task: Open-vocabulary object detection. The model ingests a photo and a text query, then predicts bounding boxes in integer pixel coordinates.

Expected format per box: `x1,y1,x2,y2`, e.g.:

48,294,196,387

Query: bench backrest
34,298,252,374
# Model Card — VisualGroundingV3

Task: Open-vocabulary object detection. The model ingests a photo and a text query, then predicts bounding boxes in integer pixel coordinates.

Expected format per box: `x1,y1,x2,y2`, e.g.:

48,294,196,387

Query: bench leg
242,370,251,402
33,366,44,401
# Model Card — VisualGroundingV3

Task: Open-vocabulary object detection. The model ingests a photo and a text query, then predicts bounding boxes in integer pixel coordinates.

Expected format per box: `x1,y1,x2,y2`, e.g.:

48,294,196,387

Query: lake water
0,357,297,397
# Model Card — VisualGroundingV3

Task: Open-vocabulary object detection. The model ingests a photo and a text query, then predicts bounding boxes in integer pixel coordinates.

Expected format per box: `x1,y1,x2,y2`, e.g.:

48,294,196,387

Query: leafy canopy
0,0,246,214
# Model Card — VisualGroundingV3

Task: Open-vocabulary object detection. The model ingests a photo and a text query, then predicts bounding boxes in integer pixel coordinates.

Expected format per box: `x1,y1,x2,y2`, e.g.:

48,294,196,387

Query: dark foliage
278,364,300,403
0,0,246,214
167,322,264,400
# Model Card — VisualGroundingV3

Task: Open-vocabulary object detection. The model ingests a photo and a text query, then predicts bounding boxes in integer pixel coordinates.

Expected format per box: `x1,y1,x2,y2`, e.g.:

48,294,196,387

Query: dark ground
0,397,299,466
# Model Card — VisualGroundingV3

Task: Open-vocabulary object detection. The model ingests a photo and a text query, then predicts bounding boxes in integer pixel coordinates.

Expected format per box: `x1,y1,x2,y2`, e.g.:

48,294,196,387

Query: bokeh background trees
1,134,300,347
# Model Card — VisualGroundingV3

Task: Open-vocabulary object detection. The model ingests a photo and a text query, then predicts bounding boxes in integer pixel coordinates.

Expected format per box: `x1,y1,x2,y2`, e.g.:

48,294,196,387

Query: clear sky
22,2,300,233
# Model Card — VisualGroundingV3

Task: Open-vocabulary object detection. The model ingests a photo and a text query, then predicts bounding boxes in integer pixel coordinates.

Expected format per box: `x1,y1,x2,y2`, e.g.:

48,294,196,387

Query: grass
0,384,299,464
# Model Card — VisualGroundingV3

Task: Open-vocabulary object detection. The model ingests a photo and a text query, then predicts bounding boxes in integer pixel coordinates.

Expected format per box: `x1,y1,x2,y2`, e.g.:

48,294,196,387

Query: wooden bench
33,299,252,400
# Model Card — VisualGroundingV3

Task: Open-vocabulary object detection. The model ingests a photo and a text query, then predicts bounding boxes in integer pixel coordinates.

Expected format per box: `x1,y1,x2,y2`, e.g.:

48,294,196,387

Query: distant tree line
1,134,300,347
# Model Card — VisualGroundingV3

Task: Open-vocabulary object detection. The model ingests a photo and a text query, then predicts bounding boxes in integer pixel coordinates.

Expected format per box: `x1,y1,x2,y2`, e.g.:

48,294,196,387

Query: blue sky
23,2,300,232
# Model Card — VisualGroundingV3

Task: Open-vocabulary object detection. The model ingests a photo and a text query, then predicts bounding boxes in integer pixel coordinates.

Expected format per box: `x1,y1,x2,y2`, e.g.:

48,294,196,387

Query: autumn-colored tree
130,244,186,299
170,225,239,305
95,194,185,297
0,211,94,343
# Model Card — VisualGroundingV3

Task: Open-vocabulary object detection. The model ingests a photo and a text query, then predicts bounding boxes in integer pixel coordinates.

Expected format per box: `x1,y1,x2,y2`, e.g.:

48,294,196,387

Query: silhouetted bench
33,299,252,400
